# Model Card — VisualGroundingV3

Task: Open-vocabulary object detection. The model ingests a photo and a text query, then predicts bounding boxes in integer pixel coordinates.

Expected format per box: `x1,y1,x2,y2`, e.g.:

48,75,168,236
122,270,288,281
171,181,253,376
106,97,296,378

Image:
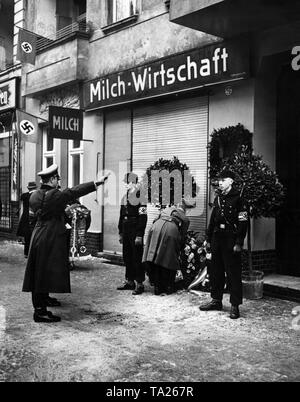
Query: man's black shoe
132,285,144,295
46,297,61,307
117,282,135,290
33,310,61,323
154,286,163,295
199,300,223,311
229,305,240,319
166,286,175,295
69,262,75,271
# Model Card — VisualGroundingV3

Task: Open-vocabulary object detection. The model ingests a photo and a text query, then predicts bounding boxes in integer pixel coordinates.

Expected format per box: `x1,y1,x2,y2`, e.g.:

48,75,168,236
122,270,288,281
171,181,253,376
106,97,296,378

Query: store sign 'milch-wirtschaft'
83,38,249,111
48,106,83,140
0,78,17,112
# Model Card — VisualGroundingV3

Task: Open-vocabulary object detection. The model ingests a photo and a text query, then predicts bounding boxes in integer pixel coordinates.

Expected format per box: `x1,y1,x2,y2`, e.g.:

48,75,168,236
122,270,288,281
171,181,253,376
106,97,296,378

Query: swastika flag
16,28,37,65
16,110,39,143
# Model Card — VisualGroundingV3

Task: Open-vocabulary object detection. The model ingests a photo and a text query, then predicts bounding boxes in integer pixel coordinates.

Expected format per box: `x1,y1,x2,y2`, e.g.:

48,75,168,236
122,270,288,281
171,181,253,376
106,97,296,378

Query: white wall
208,78,275,251
209,79,254,132
81,112,104,233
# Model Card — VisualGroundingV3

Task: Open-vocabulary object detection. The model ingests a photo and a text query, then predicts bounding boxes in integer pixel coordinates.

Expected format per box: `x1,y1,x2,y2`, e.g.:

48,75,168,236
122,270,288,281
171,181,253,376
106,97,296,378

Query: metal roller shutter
132,96,209,240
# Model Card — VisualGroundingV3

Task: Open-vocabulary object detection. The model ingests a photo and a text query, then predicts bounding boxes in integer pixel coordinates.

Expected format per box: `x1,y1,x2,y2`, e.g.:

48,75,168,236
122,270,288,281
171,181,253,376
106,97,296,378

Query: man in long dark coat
22,164,109,323
16,181,37,257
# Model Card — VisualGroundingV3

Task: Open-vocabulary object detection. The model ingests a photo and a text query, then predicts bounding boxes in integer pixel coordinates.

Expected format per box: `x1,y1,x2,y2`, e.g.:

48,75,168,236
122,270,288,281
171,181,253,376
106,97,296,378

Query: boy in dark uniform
199,170,248,319
117,173,147,295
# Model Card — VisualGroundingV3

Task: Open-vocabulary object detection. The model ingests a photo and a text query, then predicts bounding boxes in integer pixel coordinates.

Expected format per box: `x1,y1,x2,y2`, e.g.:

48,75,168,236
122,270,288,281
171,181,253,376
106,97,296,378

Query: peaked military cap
37,163,61,179
218,169,236,181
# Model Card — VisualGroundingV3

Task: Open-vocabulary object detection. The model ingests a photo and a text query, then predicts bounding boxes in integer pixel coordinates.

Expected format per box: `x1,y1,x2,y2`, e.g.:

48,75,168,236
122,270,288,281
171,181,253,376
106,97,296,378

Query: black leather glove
95,172,110,186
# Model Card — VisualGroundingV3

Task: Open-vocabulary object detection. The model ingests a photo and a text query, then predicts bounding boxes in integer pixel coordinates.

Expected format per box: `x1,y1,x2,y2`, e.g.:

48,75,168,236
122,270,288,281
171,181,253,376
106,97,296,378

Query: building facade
169,0,300,276
0,0,21,238
0,0,298,277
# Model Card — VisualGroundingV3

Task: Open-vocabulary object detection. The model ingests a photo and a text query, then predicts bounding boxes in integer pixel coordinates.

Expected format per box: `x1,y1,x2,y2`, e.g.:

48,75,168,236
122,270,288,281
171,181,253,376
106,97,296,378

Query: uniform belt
123,216,137,221
215,223,235,232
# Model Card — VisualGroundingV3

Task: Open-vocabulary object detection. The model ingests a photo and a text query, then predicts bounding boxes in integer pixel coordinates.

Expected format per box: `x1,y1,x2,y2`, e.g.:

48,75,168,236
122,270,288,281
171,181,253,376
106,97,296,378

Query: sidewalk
0,240,300,382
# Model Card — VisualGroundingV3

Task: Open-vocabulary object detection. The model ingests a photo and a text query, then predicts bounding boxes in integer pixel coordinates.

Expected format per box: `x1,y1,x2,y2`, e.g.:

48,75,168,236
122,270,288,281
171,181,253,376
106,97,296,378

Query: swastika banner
16,28,37,65
16,109,39,143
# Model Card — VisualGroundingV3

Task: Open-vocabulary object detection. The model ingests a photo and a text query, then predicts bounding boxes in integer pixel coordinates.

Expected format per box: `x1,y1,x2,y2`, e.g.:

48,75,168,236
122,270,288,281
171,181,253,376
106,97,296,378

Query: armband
238,211,248,222
138,206,147,215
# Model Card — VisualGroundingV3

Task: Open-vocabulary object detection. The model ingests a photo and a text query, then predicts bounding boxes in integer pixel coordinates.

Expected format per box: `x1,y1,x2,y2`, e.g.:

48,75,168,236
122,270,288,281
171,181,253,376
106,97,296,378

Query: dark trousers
122,220,145,283
210,231,243,306
24,232,32,257
32,293,49,311
151,263,176,293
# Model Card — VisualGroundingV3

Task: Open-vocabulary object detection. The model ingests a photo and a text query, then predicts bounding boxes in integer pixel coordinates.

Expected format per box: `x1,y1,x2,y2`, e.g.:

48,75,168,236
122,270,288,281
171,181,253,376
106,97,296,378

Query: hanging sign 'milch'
48,106,83,140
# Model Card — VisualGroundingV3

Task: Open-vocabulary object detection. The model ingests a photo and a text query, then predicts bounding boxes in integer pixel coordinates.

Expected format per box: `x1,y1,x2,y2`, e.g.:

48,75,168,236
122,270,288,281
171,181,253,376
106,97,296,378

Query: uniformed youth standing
117,173,147,295
199,170,248,319
22,164,110,323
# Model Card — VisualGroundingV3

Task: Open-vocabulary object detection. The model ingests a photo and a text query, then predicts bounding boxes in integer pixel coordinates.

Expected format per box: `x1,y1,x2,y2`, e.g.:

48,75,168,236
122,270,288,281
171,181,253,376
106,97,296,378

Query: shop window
73,139,81,149
0,132,10,167
68,140,83,187
42,127,57,169
107,0,138,25
0,0,14,71
0,132,11,229
46,156,54,167
47,135,54,152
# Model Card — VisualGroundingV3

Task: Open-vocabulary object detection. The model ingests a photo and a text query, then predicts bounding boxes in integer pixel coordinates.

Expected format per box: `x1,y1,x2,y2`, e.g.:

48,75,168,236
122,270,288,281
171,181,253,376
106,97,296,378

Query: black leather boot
33,309,61,323
199,299,223,311
117,281,135,290
154,286,162,295
132,283,144,295
46,296,61,307
229,305,240,319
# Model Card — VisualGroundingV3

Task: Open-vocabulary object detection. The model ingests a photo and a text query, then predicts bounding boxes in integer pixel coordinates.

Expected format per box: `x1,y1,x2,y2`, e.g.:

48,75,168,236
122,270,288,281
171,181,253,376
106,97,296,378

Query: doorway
276,64,300,276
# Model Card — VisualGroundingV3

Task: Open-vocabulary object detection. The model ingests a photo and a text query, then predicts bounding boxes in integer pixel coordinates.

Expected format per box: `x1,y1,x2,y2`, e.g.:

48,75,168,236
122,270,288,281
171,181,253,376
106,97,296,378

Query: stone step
263,274,300,302
94,253,300,303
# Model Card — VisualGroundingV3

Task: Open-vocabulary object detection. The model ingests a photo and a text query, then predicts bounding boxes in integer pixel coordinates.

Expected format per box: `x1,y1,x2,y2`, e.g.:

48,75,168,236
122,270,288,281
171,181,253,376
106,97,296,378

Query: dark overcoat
22,182,96,293
142,206,190,271
16,192,32,237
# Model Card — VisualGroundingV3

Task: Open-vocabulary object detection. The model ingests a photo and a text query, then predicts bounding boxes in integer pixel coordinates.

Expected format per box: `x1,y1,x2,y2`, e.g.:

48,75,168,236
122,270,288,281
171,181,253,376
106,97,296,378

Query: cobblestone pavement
0,240,300,382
